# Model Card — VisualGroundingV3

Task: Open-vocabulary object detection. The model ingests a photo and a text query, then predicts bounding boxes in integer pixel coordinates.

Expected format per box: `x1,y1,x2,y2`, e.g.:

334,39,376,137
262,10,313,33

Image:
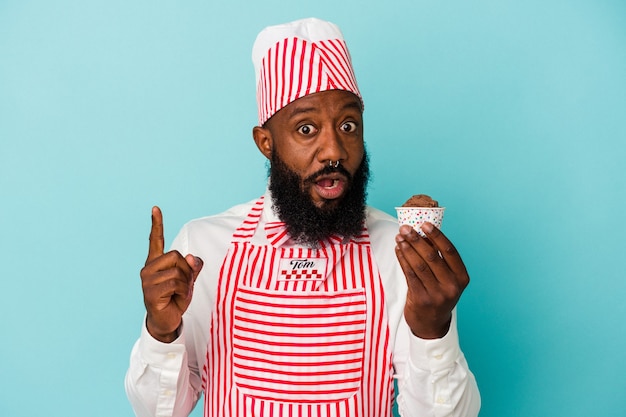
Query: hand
395,222,469,339
140,206,203,343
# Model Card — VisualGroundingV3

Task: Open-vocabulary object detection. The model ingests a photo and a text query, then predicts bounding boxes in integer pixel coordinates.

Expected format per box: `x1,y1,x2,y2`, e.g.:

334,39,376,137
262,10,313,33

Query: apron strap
231,196,265,243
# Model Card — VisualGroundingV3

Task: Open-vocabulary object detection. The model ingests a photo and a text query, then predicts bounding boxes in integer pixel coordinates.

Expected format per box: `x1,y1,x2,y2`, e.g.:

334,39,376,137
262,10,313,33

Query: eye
297,124,317,135
340,121,358,133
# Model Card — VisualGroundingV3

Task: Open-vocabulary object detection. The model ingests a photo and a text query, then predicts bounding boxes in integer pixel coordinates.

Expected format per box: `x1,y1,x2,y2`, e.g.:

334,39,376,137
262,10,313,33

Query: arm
125,321,202,417
125,207,204,417
394,222,480,416
393,311,480,417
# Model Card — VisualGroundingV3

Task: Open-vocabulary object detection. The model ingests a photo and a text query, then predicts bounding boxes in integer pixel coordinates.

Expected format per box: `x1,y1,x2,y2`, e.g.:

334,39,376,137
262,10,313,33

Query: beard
268,150,370,247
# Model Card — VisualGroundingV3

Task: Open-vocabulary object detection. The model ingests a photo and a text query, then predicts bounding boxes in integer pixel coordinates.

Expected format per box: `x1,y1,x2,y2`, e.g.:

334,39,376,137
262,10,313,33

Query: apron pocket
232,286,367,404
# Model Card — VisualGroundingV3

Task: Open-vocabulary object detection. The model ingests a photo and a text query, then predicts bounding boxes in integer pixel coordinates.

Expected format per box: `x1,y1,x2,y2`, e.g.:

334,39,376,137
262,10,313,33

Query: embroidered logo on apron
277,257,328,282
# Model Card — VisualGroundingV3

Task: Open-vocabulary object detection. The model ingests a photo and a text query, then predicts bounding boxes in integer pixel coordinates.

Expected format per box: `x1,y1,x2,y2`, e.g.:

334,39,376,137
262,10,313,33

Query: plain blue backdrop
1,1,625,416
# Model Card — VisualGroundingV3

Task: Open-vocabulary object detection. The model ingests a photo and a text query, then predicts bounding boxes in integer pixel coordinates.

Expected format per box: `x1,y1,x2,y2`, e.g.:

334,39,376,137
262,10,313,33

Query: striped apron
202,197,393,416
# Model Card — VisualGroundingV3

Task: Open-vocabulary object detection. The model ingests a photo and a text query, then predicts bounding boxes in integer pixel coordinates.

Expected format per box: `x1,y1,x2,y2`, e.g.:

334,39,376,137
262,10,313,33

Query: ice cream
395,194,445,236
402,194,439,208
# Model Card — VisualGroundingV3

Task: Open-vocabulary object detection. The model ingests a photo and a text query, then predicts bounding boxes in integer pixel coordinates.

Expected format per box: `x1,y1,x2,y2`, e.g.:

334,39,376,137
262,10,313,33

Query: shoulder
365,206,400,241
172,197,260,253
183,198,257,234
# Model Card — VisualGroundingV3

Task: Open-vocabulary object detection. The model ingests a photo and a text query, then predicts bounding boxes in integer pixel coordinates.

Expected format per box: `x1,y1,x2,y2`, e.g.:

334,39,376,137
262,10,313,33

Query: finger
147,206,165,263
141,252,193,283
421,222,470,287
395,229,440,292
397,225,439,272
143,268,192,292
143,275,194,315
395,244,428,294
143,250,191,277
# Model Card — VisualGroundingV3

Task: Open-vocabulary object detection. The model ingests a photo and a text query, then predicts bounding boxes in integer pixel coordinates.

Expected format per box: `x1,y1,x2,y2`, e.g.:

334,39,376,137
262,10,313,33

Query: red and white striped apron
202,197,393,416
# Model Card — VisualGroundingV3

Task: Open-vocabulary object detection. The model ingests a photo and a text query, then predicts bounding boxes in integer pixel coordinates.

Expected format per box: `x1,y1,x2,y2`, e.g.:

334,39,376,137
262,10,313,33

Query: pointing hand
140,206,203,343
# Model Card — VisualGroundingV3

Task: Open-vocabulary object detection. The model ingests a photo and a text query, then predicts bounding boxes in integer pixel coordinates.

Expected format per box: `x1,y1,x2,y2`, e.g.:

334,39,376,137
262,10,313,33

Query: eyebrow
287,106,317,119
341,100,363,113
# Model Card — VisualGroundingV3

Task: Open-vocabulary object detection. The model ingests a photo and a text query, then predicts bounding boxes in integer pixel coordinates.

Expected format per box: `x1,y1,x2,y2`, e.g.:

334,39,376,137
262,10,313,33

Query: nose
317,127,348,165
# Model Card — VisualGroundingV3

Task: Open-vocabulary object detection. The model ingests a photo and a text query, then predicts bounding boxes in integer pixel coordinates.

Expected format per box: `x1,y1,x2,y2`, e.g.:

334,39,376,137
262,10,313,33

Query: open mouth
313,175,346,200
317,178,340,188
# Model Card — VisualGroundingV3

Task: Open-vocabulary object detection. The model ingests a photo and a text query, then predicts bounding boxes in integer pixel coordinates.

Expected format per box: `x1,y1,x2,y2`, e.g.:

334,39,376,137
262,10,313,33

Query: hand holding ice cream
394,194,470,339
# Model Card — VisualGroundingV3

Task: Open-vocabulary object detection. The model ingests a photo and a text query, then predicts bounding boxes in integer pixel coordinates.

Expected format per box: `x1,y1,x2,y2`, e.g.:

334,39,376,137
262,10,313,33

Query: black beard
268,150,370,247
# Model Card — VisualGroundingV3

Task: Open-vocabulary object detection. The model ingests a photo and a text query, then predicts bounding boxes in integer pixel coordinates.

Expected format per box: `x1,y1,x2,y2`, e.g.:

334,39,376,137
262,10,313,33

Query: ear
252,126,273,160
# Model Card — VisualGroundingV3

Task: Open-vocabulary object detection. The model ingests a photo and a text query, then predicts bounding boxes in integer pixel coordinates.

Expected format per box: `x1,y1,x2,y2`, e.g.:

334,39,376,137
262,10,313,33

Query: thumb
185,254,204,280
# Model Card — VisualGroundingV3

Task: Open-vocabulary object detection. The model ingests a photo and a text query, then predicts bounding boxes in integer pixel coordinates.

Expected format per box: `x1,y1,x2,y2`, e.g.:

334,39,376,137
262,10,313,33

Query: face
253,90,365,209
253,90,369,245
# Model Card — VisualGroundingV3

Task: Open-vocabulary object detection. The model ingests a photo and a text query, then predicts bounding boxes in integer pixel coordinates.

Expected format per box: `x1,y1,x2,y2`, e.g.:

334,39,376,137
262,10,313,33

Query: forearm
396,353,480,417
125,321,201,417
394,313,480,417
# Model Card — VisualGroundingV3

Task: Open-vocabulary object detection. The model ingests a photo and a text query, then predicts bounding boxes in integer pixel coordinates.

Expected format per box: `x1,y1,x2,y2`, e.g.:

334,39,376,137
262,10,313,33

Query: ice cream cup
395,206,446,237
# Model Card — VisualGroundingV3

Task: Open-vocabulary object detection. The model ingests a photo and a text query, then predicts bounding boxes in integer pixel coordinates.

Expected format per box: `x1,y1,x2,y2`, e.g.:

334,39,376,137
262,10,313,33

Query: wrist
146,318,181,343
410,320,451,340
405,311,452,340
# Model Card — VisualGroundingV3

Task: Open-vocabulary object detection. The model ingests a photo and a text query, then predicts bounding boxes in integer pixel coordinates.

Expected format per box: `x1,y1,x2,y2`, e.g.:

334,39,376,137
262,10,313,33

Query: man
126,17,480,417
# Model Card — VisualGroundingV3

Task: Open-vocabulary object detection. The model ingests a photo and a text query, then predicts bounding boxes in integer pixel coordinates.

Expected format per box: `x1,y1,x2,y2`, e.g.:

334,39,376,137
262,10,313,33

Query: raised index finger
146,206,165,263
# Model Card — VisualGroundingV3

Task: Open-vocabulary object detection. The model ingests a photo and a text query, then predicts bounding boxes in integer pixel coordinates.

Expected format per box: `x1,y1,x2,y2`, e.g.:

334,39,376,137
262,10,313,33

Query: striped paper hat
252,17,362,125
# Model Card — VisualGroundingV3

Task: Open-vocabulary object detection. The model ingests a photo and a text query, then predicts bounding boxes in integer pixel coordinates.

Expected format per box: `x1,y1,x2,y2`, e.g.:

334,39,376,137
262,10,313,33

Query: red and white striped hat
252,17,362,125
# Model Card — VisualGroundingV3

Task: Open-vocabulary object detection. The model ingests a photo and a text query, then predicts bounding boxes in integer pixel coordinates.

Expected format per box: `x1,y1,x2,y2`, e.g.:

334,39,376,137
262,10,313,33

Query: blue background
1,1,625,416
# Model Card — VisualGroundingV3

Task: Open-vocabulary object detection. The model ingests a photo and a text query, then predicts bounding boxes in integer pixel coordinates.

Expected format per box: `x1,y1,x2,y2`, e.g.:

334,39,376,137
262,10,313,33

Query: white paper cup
395,207,445,237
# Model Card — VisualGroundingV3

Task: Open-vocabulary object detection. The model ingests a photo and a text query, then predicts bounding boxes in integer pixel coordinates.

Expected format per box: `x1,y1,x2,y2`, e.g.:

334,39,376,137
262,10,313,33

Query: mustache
302,163,352,185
